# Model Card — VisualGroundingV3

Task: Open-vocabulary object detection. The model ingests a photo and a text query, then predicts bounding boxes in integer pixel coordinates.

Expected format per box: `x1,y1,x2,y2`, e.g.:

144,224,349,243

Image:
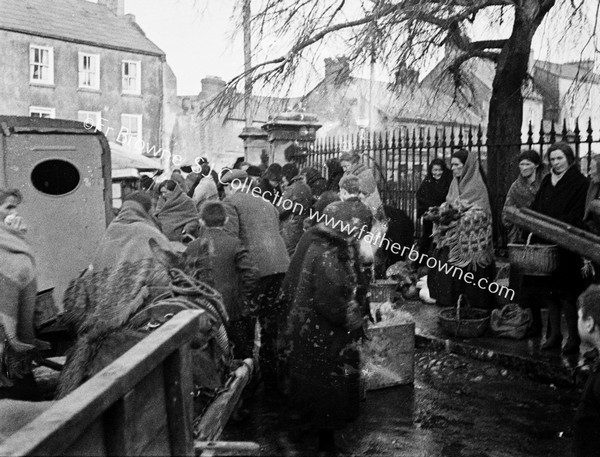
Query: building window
29,106,55,118
78,110,102,128
120,114,142,148
30,45,54,85
122,61,141,95
78,53,100,89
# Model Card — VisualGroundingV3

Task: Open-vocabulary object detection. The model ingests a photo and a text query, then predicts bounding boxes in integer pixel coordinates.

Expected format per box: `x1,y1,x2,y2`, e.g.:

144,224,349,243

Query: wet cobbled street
222,346,580,456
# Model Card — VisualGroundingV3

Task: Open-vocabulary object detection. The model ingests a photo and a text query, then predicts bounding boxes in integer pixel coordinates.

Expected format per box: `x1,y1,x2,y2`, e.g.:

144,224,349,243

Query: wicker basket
508,233,559,276
438,295,489,338
439,308,489,338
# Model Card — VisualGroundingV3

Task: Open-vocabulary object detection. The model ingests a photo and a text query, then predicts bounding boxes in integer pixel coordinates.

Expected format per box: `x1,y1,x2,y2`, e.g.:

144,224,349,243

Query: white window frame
120,114,143,148
29,45,54,85
29,106,56,118
78,53,100,90
121,60,141,95
78,110,102,128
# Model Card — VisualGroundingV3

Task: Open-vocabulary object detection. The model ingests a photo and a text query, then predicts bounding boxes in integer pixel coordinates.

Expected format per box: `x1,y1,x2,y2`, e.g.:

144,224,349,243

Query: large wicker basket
438,295,489,338
508,233,559,277
438,307,489,338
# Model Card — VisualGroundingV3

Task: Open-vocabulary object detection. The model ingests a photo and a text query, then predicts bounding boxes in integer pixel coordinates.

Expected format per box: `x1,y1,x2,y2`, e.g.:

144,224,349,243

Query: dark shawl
282,225,367,429
416,169,452,218
155,186,199,242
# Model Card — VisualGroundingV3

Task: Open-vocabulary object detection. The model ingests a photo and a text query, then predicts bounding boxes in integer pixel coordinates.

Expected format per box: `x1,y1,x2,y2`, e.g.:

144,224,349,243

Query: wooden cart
0,310,258,456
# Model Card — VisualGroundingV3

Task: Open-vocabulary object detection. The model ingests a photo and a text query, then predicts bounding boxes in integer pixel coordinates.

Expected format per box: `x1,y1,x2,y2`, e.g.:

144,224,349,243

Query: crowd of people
1,142,600,455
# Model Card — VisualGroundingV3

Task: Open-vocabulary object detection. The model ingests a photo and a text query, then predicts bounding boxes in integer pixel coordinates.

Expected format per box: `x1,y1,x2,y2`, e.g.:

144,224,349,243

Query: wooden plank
127,366,169,455
0,310,202,457
103,396,128,455
163,344,195,456
195,359,254,441
504,207,600,263
195,441,260,456
105,366,170,456
139,428,171,456
63,418,106,456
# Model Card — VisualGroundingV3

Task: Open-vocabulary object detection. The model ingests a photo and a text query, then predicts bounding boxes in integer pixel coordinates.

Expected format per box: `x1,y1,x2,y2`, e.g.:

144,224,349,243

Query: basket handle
526,232,533,246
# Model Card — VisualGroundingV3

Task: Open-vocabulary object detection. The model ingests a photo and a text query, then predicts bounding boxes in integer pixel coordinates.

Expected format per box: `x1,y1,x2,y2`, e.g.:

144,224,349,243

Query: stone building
171,76,295,170
0,0,177,163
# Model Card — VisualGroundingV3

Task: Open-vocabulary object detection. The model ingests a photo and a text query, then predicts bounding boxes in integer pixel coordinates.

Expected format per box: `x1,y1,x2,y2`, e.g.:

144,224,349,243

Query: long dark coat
283,226,367,430
279,177,313,255
530,165,589,295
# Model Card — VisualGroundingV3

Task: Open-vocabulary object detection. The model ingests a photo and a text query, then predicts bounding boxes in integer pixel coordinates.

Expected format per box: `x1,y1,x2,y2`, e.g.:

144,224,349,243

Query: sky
123,0,600,96
125,0,245,95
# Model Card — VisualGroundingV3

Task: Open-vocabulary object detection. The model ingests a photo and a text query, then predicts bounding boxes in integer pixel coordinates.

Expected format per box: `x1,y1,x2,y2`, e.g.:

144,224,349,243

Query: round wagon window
31,159,81,196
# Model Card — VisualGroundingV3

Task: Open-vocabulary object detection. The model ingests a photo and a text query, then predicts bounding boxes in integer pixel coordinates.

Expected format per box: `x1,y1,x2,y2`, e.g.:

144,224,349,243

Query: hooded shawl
58,201,181,396
502,165,547,242
155,186,199,241
446,151,491,214
416,166,452,218
437,151,493,269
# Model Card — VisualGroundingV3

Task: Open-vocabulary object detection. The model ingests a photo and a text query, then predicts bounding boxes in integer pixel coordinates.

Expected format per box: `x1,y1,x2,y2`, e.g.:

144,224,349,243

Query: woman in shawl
0,189,49,400
502,150,546,243
416,158,452,259
426,149,495,309
282,201,371,454
530,142,588,354
501,151,546,335
58,192,188,396
155,180,200,242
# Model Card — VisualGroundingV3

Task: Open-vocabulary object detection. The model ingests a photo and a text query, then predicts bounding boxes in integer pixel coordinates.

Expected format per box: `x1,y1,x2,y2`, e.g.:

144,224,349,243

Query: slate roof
0,0,164,56
534,59,598,81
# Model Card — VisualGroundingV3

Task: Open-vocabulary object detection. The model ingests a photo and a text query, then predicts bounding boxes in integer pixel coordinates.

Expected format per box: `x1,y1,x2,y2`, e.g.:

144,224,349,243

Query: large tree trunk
486,0,555,248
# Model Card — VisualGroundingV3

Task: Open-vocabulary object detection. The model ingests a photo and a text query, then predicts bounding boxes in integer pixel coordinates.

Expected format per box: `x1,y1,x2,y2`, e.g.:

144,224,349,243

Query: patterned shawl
446,151,491,215
435,205,494,270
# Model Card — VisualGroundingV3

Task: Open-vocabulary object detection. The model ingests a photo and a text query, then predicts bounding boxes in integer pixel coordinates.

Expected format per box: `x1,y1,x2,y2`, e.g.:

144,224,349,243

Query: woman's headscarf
446,150,491,214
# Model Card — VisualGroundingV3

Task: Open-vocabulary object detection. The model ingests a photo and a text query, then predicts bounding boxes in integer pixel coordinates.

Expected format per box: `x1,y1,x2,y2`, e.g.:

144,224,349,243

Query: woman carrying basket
502,150,547,335
530,142,588,354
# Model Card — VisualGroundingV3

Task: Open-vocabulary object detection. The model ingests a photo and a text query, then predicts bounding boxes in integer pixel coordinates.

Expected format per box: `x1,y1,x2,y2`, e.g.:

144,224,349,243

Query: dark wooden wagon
0,310,257,456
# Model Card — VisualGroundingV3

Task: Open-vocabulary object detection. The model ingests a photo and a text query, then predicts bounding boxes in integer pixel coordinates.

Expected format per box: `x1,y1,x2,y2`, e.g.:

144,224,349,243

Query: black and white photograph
0,0,600,455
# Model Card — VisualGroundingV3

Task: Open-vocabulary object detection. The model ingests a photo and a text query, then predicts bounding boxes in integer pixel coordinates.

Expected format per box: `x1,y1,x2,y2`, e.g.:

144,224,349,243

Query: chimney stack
98,0,125,16
200,76,226,97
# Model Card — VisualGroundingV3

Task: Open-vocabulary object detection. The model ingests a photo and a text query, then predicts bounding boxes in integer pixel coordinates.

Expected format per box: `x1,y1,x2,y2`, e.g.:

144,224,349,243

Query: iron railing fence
304,119,600,245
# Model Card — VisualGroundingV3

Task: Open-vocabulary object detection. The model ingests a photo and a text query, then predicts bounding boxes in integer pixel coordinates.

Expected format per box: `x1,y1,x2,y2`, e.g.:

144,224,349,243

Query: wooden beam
504,207,600,263
194,358,254,442
164,344,195,456
195,440,260,456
